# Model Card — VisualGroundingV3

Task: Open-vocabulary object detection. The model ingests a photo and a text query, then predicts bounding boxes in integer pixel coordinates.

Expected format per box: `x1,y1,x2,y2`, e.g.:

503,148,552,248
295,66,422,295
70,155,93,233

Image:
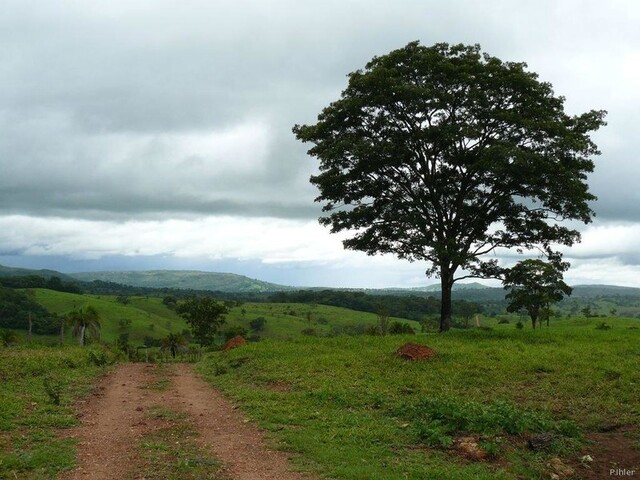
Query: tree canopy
68,306,101,347
293,41,605,331
504,259,572,328
176,297,228,346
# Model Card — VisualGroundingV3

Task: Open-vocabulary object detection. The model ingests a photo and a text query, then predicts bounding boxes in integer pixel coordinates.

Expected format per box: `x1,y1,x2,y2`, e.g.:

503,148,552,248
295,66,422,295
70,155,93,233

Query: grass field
0,345,119,479
197,316,640,479
29,290,419,346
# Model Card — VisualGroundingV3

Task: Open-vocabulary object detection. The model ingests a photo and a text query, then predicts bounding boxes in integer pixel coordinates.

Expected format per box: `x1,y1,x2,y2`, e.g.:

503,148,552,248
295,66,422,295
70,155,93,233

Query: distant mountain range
3,263,640,300
69,270,294,293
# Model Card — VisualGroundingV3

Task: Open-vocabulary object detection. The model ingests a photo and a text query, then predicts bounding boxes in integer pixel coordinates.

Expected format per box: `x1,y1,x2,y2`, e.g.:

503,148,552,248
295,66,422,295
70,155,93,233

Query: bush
249,317,267,332
301,328,317,336
595,322,612,330
223,326,248,341
516,321,524,330
399,396,578,447
388,321,416,335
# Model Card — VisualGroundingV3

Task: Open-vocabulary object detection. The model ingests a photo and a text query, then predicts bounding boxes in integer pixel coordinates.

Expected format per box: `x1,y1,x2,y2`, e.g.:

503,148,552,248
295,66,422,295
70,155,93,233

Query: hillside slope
70,270,293,292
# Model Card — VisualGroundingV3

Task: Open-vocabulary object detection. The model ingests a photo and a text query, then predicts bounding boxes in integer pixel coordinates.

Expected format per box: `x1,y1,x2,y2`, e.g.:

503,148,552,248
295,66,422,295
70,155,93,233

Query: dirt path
61,363,314,480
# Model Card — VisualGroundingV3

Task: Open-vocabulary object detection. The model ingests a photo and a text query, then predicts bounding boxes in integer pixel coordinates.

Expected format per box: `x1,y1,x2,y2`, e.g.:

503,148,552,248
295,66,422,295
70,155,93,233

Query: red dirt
396,342,436,360
61,363,314,480
572,426,640,480
222,335,247,351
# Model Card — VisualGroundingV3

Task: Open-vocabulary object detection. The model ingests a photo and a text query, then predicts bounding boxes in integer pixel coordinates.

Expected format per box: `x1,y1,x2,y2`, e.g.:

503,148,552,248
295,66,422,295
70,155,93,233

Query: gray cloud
1,0,640,285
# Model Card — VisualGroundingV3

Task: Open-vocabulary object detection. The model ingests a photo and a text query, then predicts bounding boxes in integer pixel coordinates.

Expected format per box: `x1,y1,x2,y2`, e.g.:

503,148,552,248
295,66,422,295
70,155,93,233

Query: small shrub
301,327,317,336
595,322,612,330
249,317,266,332
364,325,381,336
223,326,248,341
413,422,453,447
87,349,109,367
389,321,416,335
516,321,524,330
43,376,63,405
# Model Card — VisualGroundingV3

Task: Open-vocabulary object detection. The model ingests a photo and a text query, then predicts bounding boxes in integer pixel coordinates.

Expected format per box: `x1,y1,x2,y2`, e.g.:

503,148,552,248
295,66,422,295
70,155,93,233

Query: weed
595,322,612,330
43,376,63,405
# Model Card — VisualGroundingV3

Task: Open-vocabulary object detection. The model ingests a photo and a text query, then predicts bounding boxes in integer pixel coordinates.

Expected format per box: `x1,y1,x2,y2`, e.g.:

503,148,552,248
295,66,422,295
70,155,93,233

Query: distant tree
161,333,187,359
176,297,228,346
223,326,248,342
388,321,416,335
503,260,572,329
581,306,593,318
293,41,605,332
376,305,390,336
249,317,267,332
162,295,178,310
455,301,481,328
116,295,130,305
117,332,130,355
118,318,132,332
68,306,101,346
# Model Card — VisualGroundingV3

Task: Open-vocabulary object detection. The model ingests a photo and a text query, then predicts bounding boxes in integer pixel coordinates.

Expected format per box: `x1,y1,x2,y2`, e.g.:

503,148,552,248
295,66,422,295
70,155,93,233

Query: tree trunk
80,324,86,346
439,273,453,332
28,312,32,340
60,320,65,345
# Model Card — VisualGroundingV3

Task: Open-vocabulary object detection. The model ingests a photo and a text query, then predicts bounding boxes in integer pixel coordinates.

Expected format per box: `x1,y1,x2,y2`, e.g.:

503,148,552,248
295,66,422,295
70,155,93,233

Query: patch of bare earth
61,363,315,480
573,426,640,480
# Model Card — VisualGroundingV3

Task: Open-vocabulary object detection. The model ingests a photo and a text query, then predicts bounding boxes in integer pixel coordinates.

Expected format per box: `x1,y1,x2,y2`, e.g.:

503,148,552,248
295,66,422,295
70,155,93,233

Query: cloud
1,0,639,286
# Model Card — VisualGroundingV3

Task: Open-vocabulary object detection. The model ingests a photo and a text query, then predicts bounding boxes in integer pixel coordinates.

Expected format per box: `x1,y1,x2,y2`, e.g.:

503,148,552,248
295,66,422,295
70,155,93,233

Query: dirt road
61,363,313,480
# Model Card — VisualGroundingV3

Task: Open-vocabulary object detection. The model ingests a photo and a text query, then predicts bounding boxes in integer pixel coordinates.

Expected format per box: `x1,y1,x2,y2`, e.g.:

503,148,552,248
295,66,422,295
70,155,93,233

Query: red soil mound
222,335,247,351
396,342,436,360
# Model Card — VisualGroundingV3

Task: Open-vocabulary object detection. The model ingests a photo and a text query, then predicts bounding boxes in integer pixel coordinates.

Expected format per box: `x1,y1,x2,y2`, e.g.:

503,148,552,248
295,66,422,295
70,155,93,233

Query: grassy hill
28,290,420,346
0,264,75,282
199,317,640,479
69,270,293,293
32,290,188,345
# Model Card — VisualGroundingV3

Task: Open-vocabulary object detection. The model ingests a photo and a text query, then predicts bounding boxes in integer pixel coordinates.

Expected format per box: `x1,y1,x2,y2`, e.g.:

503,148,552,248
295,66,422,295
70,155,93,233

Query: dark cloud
0,0,638,237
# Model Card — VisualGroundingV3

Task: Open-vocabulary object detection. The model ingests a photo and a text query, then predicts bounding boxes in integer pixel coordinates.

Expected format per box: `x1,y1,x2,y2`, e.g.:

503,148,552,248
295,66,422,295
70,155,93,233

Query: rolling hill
69,270,294,293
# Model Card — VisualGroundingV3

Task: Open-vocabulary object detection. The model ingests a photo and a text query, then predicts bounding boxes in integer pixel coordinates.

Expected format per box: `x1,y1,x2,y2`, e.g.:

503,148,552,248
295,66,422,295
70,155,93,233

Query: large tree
293,42,605,331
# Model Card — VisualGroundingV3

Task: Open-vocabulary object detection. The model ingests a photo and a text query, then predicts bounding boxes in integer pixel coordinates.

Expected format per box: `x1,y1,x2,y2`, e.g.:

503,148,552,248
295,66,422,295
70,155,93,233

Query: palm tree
68,306,101,347
161,333,187,359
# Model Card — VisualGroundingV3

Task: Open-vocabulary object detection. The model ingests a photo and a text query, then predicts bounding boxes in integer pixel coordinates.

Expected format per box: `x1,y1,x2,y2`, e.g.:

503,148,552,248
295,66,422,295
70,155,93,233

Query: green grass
30,291,420,346
197,316,640,479
32,290,189,345
0,345,119,479
223,302,420,339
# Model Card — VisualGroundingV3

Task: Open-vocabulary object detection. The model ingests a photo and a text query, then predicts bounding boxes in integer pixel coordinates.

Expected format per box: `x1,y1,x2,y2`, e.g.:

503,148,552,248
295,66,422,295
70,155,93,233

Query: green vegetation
293,41,605,331
32,289,189,345
0,345,118,479
70,269,291,292
198,317,640,479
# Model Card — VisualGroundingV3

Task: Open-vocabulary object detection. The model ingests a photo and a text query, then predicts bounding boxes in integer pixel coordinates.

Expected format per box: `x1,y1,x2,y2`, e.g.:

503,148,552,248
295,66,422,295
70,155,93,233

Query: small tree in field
68,306,101,346
293,41,605,332
176,297,228,347
503,259,571,329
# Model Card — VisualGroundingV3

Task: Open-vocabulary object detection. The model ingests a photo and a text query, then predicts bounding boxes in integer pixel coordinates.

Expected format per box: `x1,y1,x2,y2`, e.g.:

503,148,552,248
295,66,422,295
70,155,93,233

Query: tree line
268,290,481,322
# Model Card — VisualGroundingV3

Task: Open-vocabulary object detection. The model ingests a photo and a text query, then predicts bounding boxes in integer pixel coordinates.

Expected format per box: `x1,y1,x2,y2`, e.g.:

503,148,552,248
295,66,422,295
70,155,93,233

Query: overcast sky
1,0,639,288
